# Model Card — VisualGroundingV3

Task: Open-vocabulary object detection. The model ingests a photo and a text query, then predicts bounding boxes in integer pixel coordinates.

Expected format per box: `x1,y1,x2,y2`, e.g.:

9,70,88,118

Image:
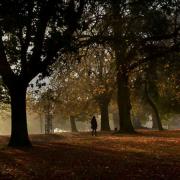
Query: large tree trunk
152,114,159,129
100,101,110,131
111,1,134,133
117,72,134,133
8,84,31,147
145,82,163,130
70,116,78,132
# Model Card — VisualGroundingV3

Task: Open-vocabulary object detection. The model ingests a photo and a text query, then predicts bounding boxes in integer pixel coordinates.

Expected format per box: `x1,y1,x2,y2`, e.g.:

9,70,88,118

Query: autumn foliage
0,130,179,179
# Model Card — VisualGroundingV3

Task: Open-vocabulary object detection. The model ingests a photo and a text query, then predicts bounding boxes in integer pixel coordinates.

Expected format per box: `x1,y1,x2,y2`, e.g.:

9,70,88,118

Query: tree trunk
152,113,159,129
111,0,134,133
8,84,31,147
100,101,110,131
145,81,163,130
117,72,135,133
45,113,53,134
70,116,78,132
39,114,43,134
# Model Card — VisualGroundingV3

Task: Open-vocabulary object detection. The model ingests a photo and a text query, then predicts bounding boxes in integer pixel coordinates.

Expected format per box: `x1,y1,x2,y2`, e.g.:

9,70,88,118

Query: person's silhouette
91,116,97,136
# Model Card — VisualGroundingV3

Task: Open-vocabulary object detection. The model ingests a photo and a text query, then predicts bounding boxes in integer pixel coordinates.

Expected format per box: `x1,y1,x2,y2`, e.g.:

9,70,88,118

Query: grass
0,130,179,179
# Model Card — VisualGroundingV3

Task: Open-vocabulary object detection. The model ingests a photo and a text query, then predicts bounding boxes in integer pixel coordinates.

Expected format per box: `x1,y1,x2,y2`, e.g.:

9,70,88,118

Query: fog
0,109,117,135
0,107,179,135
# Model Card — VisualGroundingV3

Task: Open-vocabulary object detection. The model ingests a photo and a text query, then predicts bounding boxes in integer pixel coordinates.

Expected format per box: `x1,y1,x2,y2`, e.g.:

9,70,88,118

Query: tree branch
0,30,16,86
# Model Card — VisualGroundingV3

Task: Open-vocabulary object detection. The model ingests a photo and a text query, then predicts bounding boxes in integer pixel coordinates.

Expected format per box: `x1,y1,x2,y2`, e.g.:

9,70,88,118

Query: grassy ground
0,130,180,180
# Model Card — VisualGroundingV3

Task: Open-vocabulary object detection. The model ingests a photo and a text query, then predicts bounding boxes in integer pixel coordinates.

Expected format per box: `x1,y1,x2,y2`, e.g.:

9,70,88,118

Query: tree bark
8,84,31,147
100,101,110,131
151,113,159,129
117,72,135,133
145,81,163,130
70,116,78,132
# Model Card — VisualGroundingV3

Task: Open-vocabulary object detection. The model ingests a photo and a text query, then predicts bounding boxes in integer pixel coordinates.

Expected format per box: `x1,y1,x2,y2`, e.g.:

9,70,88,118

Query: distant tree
130,52,180,130
39,89,56,134
157,54,180,116
80,45,116,131
27,93,44,134
0,77,9,104
49,59,97,132
144,80,163,130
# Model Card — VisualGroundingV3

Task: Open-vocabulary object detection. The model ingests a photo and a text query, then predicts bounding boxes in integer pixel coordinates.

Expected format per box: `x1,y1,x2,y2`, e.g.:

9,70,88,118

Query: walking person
91,116,97,136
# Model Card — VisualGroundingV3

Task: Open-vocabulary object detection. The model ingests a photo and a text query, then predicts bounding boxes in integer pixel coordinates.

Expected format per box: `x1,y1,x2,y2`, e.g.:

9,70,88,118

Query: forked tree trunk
117,72,134,133
145,81,163,130
70,116,78,132
8,84,31,147
100,101,110,131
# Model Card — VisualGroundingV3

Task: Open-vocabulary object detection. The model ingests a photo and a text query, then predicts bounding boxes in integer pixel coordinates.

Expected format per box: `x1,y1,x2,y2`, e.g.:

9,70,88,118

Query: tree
49,58,97,132
37,89,56,134
80,45,116,131
0,0,86,146
144,80,163,130
157,54,180,116
0,77,9,104
88,0,180,133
